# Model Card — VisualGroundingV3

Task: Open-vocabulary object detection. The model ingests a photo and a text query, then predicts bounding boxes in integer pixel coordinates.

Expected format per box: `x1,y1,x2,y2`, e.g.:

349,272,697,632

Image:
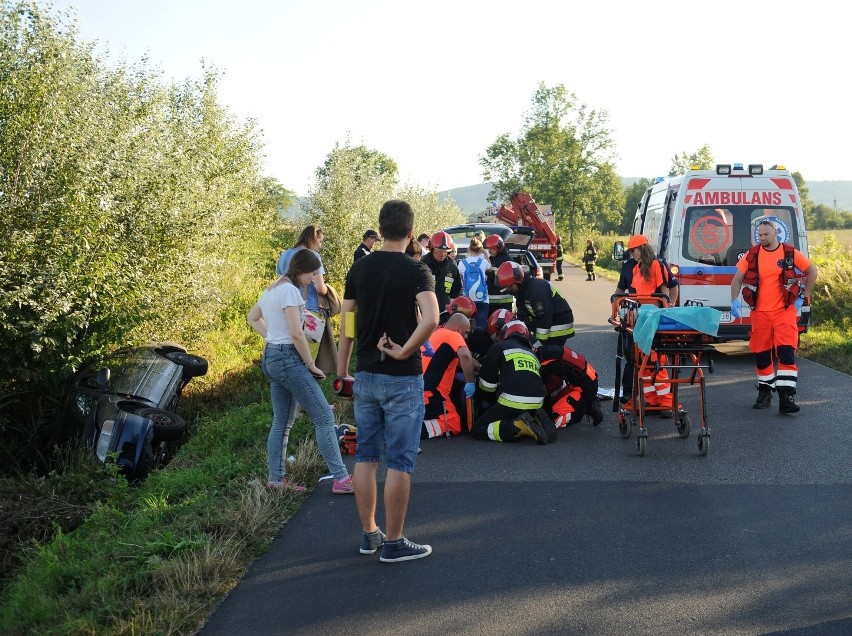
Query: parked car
60,343,208,482
442,223,543,279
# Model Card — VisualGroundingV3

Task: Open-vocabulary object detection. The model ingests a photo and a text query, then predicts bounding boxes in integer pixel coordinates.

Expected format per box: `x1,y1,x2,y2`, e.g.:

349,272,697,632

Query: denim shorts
354,372,424,473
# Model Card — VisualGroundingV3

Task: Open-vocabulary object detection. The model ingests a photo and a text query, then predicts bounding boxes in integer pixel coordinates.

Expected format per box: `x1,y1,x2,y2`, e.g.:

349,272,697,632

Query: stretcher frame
609,293,714,457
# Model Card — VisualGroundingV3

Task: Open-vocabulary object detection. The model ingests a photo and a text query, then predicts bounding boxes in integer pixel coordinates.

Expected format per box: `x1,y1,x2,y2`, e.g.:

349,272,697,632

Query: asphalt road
201,262,852,636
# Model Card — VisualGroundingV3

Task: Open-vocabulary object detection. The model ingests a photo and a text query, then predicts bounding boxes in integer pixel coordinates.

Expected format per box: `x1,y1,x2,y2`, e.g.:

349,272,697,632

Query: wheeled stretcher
609,293,720,457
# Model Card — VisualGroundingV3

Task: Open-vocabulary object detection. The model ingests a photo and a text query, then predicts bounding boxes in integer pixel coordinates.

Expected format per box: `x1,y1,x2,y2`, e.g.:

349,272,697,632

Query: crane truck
491,192,559,280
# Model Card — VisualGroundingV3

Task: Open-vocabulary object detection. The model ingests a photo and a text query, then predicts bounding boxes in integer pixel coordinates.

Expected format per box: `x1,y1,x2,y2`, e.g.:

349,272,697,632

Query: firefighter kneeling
537,345,603,428
472,320,557,444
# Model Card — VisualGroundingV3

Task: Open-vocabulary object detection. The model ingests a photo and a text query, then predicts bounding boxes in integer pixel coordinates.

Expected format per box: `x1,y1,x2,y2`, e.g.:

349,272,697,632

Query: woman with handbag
248,249,353,494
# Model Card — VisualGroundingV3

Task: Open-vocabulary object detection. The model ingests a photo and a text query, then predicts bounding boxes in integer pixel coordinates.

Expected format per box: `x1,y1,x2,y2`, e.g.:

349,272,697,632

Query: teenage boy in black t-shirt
337,200,439,563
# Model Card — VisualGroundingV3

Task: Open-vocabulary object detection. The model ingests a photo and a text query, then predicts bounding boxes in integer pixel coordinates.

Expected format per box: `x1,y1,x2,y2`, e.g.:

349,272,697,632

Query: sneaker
266,478,306,493
534,408,558,443
332,474,354,494
379,537,432,563
360,528,386,555
516,411,549,444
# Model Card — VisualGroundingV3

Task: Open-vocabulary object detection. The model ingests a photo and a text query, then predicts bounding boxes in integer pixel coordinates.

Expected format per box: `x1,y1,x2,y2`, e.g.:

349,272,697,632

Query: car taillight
96,420,115,461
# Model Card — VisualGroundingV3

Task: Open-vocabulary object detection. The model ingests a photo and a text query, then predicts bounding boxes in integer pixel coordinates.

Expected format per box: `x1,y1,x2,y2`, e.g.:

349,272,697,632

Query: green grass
0,321,336,634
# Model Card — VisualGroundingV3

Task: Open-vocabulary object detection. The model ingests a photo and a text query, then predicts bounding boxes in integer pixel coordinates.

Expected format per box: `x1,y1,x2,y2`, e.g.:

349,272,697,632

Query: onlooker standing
337,200,439,563
730,219,818,414
276,225,328,317
555,236,565,281
582,239,597,281
405,238,423,261
421,230,461,310
354,229,379,264
458,237,490,329
247,249,353,494
417,233,431,251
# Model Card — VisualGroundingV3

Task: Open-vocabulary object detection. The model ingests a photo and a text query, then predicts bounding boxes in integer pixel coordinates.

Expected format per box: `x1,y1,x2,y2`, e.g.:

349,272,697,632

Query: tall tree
669,144,714,175
479,83,617,249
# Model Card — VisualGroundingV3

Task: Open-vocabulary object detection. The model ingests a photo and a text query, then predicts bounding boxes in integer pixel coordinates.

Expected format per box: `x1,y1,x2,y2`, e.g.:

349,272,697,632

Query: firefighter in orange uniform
730,219,817,414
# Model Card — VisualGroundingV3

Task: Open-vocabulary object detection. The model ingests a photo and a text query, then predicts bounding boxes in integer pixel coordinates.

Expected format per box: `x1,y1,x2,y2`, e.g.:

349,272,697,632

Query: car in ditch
60,343,208,482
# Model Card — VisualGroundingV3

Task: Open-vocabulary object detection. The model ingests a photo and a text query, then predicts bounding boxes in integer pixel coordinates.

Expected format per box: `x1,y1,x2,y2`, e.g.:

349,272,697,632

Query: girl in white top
247,249,352,494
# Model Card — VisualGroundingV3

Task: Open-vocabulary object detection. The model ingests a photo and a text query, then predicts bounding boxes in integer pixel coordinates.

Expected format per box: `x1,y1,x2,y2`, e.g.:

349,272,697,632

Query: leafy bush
0,3,282,473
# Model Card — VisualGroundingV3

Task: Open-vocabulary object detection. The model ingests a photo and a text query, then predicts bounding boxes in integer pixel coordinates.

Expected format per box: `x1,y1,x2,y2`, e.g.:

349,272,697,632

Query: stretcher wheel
637,434,647,457
697,433,710,457
618,411,633,439
708,358,715,373
676,412,691,439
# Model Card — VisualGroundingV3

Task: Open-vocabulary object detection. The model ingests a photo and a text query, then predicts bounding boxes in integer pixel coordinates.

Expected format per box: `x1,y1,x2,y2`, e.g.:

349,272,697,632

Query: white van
620,163,810,340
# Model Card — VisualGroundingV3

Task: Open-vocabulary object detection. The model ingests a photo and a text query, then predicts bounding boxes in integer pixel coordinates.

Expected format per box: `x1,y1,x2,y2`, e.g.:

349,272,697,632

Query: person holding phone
248,248,353,494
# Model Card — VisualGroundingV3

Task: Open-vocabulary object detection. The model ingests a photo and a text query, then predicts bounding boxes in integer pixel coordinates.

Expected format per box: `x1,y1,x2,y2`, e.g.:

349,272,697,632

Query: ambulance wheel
697,433,710,457
618,411,633,439
676,413,691,438
637,434,647,457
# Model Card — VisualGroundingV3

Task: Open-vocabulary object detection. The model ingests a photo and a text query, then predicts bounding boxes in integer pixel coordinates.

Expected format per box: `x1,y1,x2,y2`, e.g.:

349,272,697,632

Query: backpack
463,256,487,302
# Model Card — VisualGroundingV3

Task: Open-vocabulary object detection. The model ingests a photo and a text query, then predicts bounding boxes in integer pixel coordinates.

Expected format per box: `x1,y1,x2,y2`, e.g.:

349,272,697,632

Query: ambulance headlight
748,164,763,175
716,164,732,175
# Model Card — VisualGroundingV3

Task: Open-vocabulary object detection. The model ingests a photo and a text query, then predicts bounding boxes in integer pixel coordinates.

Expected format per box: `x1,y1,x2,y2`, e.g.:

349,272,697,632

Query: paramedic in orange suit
421,313,477,438
615,235,676,417
730,219,817,414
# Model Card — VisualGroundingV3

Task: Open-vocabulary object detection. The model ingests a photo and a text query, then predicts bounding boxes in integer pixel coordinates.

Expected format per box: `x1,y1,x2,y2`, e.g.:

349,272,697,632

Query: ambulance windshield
681,206,800,266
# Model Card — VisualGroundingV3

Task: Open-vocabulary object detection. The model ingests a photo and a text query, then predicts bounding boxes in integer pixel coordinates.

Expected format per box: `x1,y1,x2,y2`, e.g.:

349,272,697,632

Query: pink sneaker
332,474,354,494
266,478,307,493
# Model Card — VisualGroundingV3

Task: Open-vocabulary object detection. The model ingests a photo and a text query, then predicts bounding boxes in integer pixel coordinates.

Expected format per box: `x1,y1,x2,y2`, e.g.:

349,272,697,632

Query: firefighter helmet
496,260,524,290
486,308,515,337
500,320,530,342
446,296,477,319
483,234,504,252
430,231,453,251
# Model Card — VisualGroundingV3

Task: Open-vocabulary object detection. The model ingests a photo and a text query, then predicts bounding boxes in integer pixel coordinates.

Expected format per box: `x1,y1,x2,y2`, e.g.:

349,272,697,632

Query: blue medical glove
464,382,476,399
794,296,805,311
730,299,742,319
422,340,434,357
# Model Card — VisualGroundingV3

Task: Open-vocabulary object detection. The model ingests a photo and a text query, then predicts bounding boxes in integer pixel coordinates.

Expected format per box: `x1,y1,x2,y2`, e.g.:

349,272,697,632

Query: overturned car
61,344,208,482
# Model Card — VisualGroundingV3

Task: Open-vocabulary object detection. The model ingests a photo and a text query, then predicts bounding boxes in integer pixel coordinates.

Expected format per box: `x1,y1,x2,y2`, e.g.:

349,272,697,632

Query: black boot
592,273,596,281
753,385,772,409
588,397,604,426
778,388,800,414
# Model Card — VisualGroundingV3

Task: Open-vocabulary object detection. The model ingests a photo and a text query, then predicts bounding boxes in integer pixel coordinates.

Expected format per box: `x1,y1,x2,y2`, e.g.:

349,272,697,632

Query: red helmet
430,231,453,251
500,319,530,342
483,234,504,252
486,308,515,337
446,296,477,319
496,261,524,290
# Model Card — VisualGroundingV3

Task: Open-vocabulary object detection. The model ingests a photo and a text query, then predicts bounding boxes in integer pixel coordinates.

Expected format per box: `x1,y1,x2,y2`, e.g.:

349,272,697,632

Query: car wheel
138,408,187,442
164,351,208,378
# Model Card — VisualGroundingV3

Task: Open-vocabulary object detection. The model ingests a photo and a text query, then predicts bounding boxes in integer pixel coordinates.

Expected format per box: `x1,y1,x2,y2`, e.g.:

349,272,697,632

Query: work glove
794,296,805,311
730,299,742,319
422,340,435,357
464,382,476,399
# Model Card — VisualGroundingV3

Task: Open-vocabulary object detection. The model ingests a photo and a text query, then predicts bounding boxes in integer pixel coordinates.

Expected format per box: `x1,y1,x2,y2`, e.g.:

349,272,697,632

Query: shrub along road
201,262,852,636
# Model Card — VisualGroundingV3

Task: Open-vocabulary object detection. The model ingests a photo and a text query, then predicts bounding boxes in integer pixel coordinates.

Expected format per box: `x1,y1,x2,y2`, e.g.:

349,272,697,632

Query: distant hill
284,179,852,220
439,180,852,217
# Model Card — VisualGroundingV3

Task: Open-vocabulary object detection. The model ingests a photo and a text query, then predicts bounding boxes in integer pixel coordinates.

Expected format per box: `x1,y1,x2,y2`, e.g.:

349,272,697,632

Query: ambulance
620,163,810,340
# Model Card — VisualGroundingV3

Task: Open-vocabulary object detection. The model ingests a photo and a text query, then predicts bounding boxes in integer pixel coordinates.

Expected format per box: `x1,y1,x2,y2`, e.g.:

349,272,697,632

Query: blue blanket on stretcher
633,305,722,354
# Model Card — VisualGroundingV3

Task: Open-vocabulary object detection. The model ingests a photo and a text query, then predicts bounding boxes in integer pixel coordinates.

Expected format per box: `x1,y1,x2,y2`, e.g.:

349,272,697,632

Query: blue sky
54,0,848,194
